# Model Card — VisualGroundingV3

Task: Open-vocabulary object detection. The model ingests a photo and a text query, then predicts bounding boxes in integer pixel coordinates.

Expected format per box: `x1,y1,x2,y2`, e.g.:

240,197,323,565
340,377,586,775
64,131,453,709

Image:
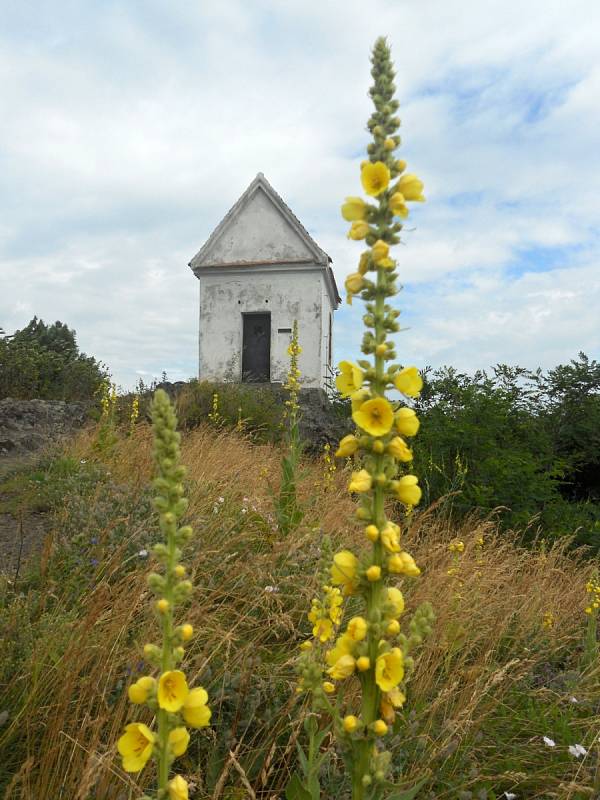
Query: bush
0,317,108,402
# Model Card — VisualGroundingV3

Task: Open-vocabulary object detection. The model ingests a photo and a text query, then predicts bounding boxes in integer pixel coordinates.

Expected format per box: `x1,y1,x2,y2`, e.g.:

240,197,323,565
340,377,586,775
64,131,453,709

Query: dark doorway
242,313,271,382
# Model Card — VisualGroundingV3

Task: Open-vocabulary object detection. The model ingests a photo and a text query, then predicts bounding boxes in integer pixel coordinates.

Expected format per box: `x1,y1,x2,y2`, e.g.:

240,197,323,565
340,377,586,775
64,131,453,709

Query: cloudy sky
1,0,599,388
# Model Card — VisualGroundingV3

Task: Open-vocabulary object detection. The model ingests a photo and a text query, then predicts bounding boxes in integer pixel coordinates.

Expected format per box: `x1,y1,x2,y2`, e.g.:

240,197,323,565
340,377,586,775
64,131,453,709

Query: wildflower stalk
276,320,304,534
295,38,434,800
117,389,211,800
583,572,600,666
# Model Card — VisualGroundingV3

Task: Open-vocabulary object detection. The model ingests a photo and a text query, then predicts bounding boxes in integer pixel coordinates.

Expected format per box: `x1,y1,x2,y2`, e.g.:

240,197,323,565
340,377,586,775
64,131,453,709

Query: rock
0,398,88,458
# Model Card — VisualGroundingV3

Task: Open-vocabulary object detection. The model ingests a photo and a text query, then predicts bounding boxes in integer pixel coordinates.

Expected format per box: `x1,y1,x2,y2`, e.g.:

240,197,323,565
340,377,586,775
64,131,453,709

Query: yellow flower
127,675,156,705
366,565,381,581
373,719,388,736
345,272,365,302
395,475,422,507
328,654,356,680
322,681,336,693
336,434,360,457
383,138,396,150
157,670,189,712
389,192,409,218
357,251,371,275
325,633,355,666
378,257,396,270
395,407,420,437
371,239,390,263
385,587,405,618
336,361,364,397
313,617,334,642
361,161,391,196
353,397,394,436
348,469,372,493
356,656,371,671
343,714,359,733
347,616,368,641
387,687,406,707
375,648,404,692
182,686,211,728
331,550,359,594
156,598,170,613
397,173,425,202
174,564,186,578
117,722,155,773
388,551,421,576
348,221,370,240
381,522,401,553
387,436,412,462
351,388,370,413
394,366,423,397
168,775,189,800
342,196,368,221
168,727,190,757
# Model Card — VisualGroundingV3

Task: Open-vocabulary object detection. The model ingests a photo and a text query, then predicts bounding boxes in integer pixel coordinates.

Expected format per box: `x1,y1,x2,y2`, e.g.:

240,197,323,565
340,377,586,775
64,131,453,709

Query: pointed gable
189,173,330,269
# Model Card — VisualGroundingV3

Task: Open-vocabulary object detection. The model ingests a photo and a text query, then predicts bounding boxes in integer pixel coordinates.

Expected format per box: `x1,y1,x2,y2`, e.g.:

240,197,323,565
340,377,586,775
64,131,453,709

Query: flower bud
343,715,359,733
147,573,166,593
356,656,371,671
373,719,388,736
180,624,194,641
176,525,193,543
156,598,170,613
366,565,382,582
365,524,379,542
143,643,161,662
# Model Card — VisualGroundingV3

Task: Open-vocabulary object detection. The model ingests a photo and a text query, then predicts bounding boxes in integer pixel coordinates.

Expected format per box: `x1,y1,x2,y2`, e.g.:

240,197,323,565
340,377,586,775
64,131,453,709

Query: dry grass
1,423,598,799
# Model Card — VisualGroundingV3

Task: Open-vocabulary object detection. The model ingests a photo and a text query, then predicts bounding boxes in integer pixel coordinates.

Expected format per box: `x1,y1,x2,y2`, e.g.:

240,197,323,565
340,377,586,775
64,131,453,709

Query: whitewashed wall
198,265,328,388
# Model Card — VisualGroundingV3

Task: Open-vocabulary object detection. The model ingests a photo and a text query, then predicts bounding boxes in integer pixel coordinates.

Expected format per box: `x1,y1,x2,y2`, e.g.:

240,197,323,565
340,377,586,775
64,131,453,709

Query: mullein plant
129,393,140,436
117,390,211,800
294,38,434,800
95,378,118,451
583,573,600,666
276,320,304,534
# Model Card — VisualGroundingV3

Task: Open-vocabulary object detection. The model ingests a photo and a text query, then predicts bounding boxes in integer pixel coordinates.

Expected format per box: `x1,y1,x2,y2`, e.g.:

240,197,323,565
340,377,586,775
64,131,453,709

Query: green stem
158,524,176,792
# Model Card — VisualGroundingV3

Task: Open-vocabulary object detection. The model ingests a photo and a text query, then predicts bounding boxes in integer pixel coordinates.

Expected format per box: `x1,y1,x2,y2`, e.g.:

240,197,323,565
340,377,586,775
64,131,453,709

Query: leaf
285,772,313,800
383,774,429,800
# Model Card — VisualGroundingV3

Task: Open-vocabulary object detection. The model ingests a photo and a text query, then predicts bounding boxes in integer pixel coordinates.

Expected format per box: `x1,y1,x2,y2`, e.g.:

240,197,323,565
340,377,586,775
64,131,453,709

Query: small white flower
80,459,87,464
503,793,517,800
542,736,556,747
243,496,249,502
568,744,587,758
241,508,247,514
212,506,219,514
264,585,280,593
138,549,148,558
218,496,225,504
569,696,579,704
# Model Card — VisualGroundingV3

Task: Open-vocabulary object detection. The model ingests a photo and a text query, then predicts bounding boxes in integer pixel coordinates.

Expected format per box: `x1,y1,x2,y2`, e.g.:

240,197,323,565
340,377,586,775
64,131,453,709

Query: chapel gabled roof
188,173,340,305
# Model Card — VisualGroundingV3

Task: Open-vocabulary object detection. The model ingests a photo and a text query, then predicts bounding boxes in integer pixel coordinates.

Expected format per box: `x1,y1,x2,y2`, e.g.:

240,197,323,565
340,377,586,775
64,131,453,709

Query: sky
1,0,599,389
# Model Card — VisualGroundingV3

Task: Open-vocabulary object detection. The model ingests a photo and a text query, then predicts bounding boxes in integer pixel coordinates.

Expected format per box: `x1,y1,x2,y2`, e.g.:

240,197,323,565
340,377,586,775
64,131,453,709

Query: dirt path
0,453,49,578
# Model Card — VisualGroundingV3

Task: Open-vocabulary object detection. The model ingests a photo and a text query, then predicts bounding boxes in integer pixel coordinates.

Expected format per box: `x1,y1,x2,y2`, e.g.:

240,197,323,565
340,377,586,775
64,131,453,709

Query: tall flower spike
293,37,435,800
117,389,211,794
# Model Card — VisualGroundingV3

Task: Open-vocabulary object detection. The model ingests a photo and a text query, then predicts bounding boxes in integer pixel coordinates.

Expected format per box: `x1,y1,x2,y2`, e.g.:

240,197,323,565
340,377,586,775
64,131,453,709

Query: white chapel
188,173,340,390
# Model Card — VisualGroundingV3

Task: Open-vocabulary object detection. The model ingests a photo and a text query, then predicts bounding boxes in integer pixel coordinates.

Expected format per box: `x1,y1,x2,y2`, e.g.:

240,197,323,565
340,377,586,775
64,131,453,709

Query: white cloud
1,0,599,387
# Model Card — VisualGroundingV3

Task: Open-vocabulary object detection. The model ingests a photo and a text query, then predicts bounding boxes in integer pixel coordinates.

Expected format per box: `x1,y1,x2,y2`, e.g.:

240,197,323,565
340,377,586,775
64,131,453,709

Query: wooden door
242,313,270,382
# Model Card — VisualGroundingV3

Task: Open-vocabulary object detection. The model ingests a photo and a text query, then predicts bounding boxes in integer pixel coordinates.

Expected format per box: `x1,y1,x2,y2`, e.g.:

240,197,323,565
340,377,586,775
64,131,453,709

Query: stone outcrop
0,398,88,457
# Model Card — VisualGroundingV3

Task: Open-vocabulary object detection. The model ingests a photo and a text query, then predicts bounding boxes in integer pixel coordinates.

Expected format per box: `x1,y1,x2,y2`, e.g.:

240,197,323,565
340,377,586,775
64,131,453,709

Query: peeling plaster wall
198,266,327,389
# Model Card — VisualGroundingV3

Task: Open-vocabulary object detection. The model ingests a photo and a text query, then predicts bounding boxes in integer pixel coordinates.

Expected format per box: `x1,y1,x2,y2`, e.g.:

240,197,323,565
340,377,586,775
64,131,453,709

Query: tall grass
1,423,598,799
